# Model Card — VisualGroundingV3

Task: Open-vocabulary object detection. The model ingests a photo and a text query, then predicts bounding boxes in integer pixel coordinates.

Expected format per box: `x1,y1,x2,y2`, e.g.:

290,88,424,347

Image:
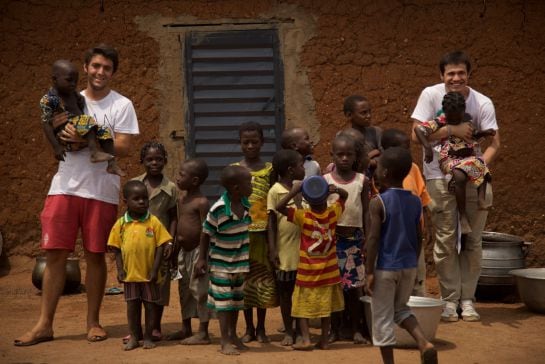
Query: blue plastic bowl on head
302,175,329,205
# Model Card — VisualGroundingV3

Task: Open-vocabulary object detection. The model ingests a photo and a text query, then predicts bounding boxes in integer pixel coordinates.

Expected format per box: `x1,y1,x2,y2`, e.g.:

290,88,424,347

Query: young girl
414,91,496,234
108,180,172,350
343,95,382,174
40,59,124,176
323,135,370,344
232,121,277,343
276,176,347,350
130,142,178,342
267,149,306,346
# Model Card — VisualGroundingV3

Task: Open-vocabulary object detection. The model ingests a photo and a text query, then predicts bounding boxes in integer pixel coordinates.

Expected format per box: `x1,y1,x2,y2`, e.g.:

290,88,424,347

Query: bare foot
353,332,367,344
232,336,250,351
181,333,211,345
315,341,329,350
256,329,270,343
14,328,54,346
142,339,156,349
460,215,472,234
292,340,314,351
240,331,256,343
220,343,240,355
107,161,126,177
90,151,114,163
281,334,294,346
124,336,139,351
165,330,190,341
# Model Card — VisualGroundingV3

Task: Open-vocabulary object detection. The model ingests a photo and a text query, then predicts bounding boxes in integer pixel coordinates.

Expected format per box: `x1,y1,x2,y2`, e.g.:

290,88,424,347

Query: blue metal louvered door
185,29,285,201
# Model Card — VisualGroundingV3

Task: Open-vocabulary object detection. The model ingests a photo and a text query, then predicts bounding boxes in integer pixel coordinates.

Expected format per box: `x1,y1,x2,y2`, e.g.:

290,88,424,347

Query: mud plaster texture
1,1,544,270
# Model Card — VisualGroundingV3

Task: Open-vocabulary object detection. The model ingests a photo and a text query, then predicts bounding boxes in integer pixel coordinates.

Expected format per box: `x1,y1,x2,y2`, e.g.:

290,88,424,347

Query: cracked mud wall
1,0,544,268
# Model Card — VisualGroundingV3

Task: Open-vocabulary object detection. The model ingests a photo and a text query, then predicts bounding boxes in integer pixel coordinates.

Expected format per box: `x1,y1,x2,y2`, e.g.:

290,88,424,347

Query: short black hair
84,43,119,73
380,147,412,183
140,141,167,163
280,127,303,149
220,165,247,190
123,180,147,199
184,158,209,185
239,121,264,140
332,134,356,152
381,128,410,150
343,95,368,115
272,149,302,178
439,50,472,75
442,92,466,115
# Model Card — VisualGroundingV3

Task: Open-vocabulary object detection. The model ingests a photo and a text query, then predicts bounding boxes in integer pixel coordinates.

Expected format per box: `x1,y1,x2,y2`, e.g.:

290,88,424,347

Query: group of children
41,61,496,362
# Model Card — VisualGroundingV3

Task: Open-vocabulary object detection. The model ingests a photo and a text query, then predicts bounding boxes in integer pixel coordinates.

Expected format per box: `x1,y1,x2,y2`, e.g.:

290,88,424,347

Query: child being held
167,158,211,345
40,59,124,176
281,127,320,177
365,147,437,364
414,91,496,234
267,149,306,346
194,165,253,356
107,180,172,351
276,176,347,351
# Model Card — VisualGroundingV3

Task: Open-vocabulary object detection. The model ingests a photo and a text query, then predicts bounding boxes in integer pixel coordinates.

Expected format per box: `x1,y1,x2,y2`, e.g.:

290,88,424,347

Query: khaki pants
426,179,492,303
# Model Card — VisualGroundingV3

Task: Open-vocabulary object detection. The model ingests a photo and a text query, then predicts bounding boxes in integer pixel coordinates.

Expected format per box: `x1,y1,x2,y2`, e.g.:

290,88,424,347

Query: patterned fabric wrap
243,231,279,308
39,88,113,143
336,229,366,291
420,114,490,187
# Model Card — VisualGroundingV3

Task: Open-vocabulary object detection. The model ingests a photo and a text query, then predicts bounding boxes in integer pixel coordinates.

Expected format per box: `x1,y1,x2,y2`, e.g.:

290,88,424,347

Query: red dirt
1,256,545,364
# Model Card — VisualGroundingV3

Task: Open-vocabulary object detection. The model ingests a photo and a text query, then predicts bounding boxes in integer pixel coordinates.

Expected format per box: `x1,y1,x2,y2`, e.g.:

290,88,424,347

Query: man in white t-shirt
410,51,500,322
14,44,139,346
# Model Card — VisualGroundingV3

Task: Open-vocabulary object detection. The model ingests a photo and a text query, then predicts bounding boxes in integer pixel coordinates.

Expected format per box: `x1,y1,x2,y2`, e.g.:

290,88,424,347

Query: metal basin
509,268,545,314
361,295,445,347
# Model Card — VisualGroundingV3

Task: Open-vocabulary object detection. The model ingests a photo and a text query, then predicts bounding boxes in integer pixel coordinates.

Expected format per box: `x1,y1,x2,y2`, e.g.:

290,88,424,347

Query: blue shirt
377,188,422,270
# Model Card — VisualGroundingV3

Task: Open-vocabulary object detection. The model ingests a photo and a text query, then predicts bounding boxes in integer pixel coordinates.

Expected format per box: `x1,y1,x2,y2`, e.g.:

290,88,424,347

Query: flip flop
14,335,54,346
87,326,108,342
105,287,123,295
421,348,438,364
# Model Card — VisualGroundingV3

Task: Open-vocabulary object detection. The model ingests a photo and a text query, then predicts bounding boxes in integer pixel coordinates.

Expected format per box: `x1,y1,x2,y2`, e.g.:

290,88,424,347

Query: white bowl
361,295,445,347
509,268,545,314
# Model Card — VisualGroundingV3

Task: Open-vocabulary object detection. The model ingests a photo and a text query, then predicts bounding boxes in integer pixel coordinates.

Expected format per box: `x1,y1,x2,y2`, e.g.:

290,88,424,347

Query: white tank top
323,172,365,228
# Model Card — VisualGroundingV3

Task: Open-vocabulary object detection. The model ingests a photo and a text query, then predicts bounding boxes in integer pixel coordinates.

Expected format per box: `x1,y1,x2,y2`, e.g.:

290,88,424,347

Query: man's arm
411,119,474,144
114,132,133,157
481,130,500,165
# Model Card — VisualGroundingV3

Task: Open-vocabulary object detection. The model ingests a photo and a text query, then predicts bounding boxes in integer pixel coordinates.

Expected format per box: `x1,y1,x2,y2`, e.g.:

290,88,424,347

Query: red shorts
40,195,118,253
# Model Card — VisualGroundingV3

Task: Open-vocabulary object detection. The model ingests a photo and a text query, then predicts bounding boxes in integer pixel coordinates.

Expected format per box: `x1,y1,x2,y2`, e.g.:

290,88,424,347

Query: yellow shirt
107,212,172,282
267,182,300,271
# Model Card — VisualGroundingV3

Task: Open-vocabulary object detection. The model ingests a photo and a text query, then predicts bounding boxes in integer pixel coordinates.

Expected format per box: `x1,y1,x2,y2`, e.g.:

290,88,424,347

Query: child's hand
291,180,303,193
328,184,339,194
474,128,496,141
368,149,381,159
54,145,66,161
163,242,173,260
194,259,207,277
148,271,158,283
268,248,280,270
365,273,374,297
424,147,434,164
117,270,126,283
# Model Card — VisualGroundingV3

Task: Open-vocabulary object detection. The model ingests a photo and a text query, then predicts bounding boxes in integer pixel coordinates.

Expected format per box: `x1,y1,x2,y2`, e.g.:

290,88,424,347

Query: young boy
281,127,320,177
365,147,437,364
40,59,124,176
107,180,172,351
194,165,253,355
167,158,211,345
381,129,432,296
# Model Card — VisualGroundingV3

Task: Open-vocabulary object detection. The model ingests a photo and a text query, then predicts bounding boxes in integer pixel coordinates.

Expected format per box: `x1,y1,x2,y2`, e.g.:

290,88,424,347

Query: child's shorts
40,195,117,253
124,281,160,303
371,268,416,347
207,271,245,312
178,246,211,321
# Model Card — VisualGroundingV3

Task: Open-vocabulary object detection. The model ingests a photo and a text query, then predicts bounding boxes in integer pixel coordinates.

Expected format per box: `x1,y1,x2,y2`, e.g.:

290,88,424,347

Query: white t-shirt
47,90,139,204
411,83,498,180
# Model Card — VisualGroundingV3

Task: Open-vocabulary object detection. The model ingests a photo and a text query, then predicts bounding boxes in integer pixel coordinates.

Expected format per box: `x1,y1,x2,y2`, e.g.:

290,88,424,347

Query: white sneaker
441,301,459,322
461,300,481,322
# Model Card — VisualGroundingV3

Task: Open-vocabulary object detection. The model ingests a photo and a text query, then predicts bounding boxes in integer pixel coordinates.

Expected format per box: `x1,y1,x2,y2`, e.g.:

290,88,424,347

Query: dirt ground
1,256,544,364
